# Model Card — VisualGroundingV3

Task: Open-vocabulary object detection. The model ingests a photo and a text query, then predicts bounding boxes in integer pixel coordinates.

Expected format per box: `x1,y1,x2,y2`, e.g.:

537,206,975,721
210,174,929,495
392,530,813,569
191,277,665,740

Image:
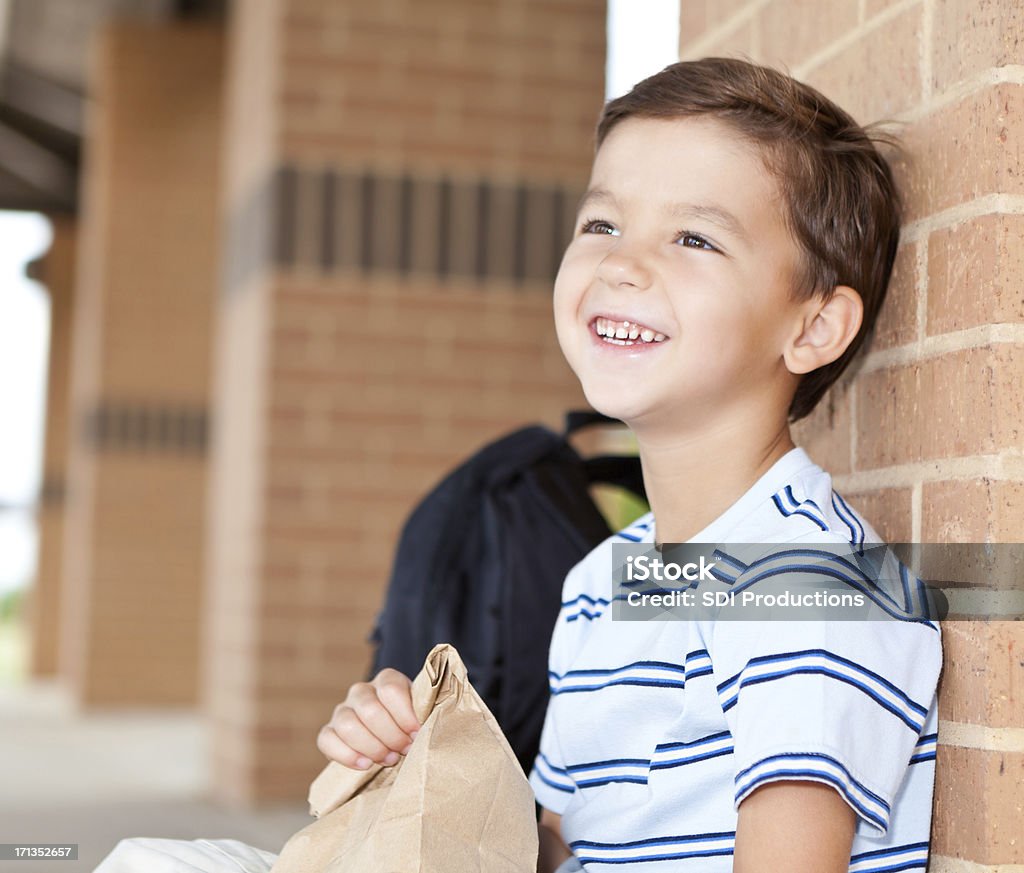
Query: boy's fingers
323,707,396,766
355,697,416,754
346,684,416,750
372,670,421,736
317,724,369,769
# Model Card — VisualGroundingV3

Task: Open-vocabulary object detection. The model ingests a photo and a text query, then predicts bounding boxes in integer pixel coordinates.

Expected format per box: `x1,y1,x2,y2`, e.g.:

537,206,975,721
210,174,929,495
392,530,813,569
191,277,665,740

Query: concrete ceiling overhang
0,0,225,214
0,60,82,212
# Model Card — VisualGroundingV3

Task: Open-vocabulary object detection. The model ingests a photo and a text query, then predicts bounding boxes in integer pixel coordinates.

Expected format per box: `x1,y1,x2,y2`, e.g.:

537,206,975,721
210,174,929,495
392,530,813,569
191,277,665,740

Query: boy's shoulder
569,448,886,583
756,456,884,550
558,448,940,629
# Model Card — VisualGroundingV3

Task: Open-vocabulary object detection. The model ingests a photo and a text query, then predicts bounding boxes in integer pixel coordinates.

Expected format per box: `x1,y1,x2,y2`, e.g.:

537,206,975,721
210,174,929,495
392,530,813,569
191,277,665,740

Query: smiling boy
319,58,942,873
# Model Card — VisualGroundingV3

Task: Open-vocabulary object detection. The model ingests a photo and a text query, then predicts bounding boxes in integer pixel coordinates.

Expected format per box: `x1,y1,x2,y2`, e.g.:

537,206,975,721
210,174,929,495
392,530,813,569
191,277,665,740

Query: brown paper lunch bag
270,643,540,873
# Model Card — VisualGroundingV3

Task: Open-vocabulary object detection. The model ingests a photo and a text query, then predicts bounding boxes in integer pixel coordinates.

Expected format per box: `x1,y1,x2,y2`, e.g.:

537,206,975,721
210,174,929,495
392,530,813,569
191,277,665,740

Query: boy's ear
783,285,864,376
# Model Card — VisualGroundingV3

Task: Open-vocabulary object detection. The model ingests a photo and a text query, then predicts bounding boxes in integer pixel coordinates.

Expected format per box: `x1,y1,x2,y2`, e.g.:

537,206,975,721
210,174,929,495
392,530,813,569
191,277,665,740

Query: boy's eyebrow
576,187,750,244
665,202,750,245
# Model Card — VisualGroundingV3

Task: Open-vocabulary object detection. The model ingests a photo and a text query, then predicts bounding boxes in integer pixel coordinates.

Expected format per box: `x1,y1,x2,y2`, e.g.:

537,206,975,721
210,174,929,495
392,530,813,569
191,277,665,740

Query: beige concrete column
26,215,76,678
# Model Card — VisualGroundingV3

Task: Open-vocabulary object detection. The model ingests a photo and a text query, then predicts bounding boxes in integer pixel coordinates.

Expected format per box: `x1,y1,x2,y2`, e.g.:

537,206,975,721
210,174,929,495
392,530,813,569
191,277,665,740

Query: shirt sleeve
528,703,577,814
528,562,585,814
707,542,942,837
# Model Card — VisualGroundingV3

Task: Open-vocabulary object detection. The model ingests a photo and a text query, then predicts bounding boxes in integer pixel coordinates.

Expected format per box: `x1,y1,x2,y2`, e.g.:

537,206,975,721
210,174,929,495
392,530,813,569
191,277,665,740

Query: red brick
917,482,1023,607
29,217,78,678
922,478,1024,542
757,0,859,71
703,0,760,24
939,621,1024,729
801,4,923,125
855,345,1024,469
927,214,1024,335
872,239,919,351
839,487,913,543
894,84,1024,223
932,0,1024,94
678,0,710,48
688,20,754,60
58,23,224,708
932,745,1024,864
864,0,906,16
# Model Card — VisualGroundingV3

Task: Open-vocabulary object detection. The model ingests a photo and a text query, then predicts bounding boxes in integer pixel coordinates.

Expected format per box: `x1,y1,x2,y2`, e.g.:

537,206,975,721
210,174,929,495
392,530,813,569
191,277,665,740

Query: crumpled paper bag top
271,643,539,873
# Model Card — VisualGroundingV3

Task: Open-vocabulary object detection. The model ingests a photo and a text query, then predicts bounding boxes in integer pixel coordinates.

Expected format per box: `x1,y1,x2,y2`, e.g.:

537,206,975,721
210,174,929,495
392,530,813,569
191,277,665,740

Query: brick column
26,215,76,678
207,0,606,803
681,1,1023,867
60,21,224,705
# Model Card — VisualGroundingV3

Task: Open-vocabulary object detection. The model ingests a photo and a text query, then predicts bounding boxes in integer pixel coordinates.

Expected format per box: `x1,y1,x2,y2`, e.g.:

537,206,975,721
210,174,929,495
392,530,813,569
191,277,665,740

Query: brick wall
680,0,1023,867
56,21,224,705
207,0,606,803
26,215,76,678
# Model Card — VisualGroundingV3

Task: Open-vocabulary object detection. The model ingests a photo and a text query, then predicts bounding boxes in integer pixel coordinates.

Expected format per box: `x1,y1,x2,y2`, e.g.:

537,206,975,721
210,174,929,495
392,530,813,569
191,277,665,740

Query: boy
319,57,942,872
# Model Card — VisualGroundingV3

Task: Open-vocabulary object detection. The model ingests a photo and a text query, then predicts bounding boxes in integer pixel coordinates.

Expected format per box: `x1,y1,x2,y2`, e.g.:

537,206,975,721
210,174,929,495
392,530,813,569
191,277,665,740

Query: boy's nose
596,245,654,291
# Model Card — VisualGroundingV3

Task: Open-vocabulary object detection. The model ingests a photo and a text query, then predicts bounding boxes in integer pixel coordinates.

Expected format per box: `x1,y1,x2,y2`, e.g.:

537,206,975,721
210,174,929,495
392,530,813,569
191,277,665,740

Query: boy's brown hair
596,57,902,422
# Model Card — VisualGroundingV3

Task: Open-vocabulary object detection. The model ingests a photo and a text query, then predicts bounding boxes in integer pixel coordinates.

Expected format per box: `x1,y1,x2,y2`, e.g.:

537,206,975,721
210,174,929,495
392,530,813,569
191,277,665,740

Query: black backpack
369,411,646,776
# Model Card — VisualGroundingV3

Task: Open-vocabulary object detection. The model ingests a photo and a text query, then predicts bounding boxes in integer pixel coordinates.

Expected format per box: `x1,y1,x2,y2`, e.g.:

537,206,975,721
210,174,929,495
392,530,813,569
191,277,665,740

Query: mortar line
679,0,771,58
859,323,1024,374
930,856,1024,873
939,720,1024,753
793,0,920,80
895,64,1024,124
902,194,1024,243
832,450,1024,491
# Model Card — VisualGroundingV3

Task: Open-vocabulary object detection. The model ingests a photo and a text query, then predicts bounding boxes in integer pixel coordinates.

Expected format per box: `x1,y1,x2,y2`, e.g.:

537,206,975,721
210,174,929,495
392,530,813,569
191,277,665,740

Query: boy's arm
734,781,856,873
537,808,571,873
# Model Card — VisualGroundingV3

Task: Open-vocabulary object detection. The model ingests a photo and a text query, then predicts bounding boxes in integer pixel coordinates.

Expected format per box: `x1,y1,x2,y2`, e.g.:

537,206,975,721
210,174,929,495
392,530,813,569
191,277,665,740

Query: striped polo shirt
529,446,942,872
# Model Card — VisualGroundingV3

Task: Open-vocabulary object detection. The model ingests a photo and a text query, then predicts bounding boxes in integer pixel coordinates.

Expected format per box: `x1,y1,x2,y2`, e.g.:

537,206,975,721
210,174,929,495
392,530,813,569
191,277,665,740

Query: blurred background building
0,0,1021,870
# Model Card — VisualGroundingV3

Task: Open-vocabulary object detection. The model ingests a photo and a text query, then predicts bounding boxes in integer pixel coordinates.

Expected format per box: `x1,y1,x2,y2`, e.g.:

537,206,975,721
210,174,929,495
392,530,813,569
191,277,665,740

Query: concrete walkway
0,680,311,872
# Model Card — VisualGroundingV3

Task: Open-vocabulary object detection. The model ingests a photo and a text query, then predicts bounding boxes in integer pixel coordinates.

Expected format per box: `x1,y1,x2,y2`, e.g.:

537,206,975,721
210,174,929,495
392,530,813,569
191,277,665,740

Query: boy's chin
579,387,653,427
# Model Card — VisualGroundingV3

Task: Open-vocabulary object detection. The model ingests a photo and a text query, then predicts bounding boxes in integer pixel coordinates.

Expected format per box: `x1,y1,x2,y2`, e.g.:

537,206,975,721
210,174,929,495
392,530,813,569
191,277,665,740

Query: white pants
94,836,583,872
93,838,278,873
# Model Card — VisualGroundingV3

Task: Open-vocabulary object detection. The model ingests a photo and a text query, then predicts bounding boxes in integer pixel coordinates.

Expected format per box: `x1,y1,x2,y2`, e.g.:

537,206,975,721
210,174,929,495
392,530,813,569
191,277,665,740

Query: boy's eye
678,232,717,252
579,218,618,235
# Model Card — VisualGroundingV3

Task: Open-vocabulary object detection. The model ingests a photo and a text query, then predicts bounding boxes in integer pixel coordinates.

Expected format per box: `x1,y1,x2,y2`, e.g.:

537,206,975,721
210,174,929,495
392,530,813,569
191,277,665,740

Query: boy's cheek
552,318,581,374
551,290,581,347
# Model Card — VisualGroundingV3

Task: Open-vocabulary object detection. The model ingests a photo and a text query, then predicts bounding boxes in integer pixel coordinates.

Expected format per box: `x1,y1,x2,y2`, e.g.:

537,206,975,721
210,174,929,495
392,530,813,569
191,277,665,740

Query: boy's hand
537,808,571,873
317,668,422,770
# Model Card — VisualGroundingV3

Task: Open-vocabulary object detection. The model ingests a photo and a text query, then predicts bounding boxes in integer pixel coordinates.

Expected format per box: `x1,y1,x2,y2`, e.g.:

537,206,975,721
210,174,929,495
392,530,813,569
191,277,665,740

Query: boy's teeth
594,317,666,344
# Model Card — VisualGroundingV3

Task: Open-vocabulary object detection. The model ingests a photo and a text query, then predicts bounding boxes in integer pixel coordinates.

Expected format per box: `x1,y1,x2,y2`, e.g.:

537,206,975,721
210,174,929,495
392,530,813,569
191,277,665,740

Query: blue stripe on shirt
717,648,929,732
832,491,866,554
570,830,736,866
729,549,907,616
772,488,829,531
550,660,689,694
735,751,890,832
849,841,929,872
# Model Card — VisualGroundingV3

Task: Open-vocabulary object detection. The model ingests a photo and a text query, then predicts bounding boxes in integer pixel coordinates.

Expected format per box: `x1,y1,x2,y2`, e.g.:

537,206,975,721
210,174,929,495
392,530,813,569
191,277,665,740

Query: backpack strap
564,409,623,434
582,454,646,500
564,410,646,500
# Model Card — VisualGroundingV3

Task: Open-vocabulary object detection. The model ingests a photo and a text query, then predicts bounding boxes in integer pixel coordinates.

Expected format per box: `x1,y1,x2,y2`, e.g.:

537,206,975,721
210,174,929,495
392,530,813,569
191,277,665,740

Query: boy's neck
637,420,796,546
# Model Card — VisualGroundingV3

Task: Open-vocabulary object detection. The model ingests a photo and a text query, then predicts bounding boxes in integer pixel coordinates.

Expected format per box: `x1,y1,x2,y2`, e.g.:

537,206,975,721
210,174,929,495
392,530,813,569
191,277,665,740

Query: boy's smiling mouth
591,316,668,346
